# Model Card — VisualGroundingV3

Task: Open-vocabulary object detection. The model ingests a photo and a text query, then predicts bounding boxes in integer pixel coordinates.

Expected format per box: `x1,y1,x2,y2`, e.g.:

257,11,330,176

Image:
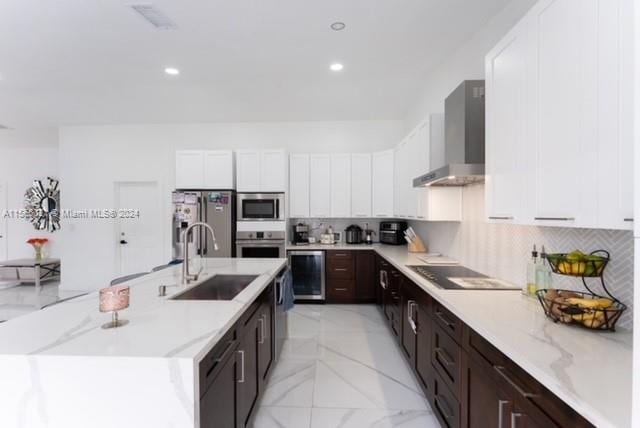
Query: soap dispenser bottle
525,245,539,296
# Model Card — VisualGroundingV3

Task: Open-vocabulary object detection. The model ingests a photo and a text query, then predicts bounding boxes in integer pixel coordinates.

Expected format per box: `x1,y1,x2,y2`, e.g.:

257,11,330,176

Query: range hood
414,80,485,187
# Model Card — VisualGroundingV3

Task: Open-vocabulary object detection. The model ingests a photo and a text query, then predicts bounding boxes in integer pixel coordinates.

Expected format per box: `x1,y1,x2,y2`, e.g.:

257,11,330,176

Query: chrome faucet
182,222,219,284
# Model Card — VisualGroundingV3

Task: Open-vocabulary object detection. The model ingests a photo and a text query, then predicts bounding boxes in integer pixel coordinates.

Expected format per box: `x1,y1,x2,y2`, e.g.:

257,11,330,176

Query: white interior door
0,183,6,261
115,182,163,276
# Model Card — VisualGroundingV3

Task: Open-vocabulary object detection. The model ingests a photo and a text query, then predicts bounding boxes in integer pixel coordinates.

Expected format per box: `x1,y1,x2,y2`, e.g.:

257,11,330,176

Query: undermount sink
170,275,259,301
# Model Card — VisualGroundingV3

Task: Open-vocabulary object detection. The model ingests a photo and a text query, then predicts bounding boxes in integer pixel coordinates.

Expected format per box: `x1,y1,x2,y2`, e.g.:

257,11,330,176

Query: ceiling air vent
130,4,176,30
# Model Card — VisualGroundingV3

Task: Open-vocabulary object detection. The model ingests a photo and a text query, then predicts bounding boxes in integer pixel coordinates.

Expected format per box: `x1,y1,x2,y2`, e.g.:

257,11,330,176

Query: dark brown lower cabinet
258,291,273,389
433,369,461,428
199,282,275,428
200,340,238,428
401,280,418,361
236,317,259,428
414,294,433,399
465,353,501,428
355,251,376,301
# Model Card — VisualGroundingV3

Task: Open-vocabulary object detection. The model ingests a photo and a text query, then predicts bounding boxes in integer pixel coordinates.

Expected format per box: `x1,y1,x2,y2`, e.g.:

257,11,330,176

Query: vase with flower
27,238,49,261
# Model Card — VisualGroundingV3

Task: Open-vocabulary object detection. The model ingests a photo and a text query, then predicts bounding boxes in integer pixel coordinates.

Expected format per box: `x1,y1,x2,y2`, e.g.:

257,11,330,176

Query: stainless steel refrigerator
172,190,236,260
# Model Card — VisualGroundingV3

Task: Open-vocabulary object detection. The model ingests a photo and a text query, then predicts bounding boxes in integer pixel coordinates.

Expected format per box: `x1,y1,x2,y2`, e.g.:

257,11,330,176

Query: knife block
408,235,427,253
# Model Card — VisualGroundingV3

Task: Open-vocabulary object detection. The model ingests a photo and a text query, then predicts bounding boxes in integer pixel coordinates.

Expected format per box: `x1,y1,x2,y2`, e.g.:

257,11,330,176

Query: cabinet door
372,150,394,217
351,153,372,217
405,130,419,219
331,154,351,217
258,293,273,386
485,17,529,224
355,251,375,301
289,154,310,218
200,345,237,428
466,355,507,428
595,0,634,230
415,301,432,398
394,141,408,218
400,284,417,362
236,150,261,192
176,150,204,189
236,321,259,428
528,0,598,228
309,154,331,217
203,150,235,189
261,150,287,192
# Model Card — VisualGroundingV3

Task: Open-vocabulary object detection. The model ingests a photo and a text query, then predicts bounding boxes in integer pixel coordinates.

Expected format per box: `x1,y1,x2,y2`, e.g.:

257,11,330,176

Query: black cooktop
407,265,517,290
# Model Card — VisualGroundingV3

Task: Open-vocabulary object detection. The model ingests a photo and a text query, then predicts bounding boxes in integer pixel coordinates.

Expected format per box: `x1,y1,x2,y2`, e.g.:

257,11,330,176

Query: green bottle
525,245,538,296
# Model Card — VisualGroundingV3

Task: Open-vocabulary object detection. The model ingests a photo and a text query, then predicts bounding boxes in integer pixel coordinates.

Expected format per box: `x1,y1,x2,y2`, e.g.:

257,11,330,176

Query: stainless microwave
237,193,285,221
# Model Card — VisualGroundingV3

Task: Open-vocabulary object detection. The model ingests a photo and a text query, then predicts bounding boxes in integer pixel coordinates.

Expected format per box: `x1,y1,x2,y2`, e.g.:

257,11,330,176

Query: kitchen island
0,257,286,428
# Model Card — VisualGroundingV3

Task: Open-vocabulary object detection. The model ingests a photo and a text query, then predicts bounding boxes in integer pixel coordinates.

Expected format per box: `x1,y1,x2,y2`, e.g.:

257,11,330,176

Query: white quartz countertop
372,245,631,428
0,258,287,361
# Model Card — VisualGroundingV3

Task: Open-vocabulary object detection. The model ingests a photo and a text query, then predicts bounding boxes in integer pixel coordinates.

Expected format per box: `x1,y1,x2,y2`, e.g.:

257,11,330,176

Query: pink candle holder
99,285,130,329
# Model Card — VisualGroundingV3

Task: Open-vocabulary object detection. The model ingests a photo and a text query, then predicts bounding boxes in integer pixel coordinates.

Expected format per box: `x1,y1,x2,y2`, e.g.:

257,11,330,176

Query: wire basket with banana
536,249,625,331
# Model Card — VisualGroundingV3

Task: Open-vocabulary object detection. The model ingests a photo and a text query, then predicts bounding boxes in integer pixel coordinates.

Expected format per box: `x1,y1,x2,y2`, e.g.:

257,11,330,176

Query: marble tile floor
252,304,440,428
0,282,86,322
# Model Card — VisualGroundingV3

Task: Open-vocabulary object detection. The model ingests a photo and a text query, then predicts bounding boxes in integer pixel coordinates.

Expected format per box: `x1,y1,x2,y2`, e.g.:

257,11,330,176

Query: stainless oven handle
236,241,286,247
276,199,280,219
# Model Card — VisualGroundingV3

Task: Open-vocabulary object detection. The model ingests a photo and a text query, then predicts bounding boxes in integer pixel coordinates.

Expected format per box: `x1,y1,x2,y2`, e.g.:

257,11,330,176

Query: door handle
488,216,514,220
534,217,575,221
498,400,510,428
435,347,455,366
511,412,522,427
258,317,265,344
494,366,537,398
119,240,128,245
237,350,245,383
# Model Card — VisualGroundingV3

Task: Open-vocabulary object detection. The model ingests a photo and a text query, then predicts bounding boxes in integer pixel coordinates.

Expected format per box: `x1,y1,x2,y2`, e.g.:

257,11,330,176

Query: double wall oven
236,192,286,259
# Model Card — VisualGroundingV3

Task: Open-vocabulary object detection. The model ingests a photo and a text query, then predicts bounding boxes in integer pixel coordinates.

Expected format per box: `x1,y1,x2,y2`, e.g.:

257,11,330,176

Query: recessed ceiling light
330,22,346,31
164,67,180,76
329,63,344,72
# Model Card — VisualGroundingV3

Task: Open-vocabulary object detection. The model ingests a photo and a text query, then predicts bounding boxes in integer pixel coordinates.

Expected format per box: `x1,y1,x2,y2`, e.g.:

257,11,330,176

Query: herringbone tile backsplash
410,184,634,330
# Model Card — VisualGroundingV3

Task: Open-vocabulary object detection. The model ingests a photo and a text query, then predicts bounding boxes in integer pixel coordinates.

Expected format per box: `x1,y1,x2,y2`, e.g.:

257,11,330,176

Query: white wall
404,0,537,131
57,120,404,291
0,129,59,261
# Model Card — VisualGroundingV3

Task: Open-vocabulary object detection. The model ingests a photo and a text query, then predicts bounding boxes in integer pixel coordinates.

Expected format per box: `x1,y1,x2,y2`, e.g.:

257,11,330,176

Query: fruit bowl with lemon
545,250,609,277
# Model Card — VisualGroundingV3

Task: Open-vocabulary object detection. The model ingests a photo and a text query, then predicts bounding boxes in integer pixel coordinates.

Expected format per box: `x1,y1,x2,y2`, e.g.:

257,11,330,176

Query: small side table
0,258,61,293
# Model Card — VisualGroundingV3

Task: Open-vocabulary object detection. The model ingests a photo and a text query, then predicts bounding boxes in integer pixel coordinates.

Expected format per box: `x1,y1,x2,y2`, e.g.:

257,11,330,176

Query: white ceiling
0,0,510,128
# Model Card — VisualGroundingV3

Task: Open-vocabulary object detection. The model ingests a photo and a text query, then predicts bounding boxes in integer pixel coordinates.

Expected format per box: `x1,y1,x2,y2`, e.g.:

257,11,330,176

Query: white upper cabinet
236,150,261,192
289,154,310,218
394,140,408,218
486,0,633,230
485,17,529,224
351,154,372,217
309,154,331,217
331,154,351,217
372,150,395,217
176,150,235,189
528,0,598,228
595,0,634,230
261,150,287,192
236,149,287,192
176,150,205,189
203,150,235,189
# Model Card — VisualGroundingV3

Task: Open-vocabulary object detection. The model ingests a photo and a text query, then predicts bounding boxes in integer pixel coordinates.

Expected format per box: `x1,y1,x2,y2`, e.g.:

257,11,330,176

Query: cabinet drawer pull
334,253,348,257
489,216,514,220
494,366,537,398
206,340,236,378
334,268,349,272
407,300,417,334
511,412,522,427
534,217,575,221
434,395,454,420
624,218,634,222
498,400,509,428
435,347,455,366
334,287,349,291
434,309,455,329
258,316,265,344
237,350,245,383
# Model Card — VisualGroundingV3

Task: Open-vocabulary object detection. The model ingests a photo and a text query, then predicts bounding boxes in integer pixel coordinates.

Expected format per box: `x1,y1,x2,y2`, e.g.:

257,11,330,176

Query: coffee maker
292,223,309,245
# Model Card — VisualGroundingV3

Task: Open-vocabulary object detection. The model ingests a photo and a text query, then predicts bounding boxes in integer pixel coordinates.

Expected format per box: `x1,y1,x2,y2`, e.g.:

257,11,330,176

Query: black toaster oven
379,221,408,245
